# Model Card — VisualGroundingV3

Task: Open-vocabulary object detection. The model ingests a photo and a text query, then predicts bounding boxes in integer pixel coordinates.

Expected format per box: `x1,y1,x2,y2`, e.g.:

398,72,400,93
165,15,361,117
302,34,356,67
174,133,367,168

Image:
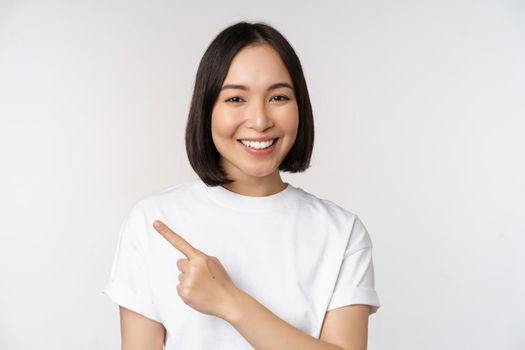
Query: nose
246,99,274,132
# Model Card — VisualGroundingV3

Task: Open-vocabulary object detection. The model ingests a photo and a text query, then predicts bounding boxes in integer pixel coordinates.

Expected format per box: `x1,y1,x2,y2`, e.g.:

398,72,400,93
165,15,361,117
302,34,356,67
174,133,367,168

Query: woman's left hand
152,219,240,320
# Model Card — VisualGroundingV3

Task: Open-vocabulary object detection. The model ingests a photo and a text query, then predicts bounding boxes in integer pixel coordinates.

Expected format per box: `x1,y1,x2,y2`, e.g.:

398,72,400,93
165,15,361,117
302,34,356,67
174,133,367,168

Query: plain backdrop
1,0,524,349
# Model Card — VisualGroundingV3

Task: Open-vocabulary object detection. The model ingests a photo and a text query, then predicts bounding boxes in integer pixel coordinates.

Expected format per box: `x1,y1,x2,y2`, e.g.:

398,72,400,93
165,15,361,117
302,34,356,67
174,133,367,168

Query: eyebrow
220,82,294,92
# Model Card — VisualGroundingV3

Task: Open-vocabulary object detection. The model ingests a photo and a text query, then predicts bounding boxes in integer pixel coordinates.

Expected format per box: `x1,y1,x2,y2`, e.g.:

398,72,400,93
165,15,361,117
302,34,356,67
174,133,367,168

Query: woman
103,21,381,350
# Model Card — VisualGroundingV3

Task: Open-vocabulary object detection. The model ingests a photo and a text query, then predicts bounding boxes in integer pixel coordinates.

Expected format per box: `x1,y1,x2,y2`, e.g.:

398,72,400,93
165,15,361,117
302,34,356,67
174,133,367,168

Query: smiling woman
102,21,380,350
210,43,300,190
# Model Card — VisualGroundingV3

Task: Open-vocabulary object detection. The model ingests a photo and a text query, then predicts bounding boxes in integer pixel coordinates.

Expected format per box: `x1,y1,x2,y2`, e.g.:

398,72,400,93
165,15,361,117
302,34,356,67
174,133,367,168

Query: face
211,43,299,182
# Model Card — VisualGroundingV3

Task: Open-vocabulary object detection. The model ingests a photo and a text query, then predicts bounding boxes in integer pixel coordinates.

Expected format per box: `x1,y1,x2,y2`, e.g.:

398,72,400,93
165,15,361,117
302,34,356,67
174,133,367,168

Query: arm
319,304,370,350
224,288,346,350
119,306,165,350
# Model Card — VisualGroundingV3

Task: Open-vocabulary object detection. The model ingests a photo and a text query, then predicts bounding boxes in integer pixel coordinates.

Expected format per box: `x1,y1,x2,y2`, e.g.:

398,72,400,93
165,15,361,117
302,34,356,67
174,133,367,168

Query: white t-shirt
102,177,380,349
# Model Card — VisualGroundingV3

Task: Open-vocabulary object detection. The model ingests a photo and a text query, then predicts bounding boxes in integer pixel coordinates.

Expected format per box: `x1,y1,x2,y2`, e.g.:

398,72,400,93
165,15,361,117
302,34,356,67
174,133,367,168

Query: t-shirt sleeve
102,204,162,323
326,215,381,315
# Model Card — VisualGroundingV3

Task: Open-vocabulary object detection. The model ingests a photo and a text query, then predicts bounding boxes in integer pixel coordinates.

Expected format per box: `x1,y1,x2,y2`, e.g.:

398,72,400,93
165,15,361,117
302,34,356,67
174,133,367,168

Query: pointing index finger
153,220,200,259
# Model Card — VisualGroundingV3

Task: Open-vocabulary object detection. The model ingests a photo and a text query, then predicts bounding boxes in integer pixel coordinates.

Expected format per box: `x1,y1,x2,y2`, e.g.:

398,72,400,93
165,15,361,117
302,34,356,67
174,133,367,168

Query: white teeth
240,139,275,149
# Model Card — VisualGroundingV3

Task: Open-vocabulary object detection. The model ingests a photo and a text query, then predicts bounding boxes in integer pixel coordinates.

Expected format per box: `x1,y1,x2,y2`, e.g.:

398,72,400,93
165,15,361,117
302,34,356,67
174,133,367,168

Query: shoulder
131,179,196,212
295,186,358,225
295,186,372,249
115,179,197,245
119,179,197,230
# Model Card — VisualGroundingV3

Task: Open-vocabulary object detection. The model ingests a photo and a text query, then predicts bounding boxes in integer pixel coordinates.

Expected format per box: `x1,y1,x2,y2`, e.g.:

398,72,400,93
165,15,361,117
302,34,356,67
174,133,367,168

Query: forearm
223,288,343,350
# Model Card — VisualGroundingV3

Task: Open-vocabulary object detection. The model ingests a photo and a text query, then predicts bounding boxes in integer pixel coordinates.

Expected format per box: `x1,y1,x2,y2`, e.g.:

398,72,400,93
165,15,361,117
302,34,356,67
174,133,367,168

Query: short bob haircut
185,21,315,187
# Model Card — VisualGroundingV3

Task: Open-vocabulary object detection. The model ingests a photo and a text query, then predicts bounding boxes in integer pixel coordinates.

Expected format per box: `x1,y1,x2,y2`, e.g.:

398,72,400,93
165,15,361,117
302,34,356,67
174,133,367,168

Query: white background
1,0,524,349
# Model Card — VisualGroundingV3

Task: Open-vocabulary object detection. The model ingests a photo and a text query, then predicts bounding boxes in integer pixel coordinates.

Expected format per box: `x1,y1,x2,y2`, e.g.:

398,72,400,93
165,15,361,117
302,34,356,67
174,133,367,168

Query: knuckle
179,285,187,295
194,255,208,265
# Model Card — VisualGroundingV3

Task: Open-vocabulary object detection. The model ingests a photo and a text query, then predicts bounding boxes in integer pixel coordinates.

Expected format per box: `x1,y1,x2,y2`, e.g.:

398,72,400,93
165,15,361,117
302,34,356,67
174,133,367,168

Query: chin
247,171,274,178
243,167,276,178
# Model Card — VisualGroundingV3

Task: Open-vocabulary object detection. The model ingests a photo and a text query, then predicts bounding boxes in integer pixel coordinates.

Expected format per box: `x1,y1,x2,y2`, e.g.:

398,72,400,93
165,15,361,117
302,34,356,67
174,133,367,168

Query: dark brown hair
185,21,315,186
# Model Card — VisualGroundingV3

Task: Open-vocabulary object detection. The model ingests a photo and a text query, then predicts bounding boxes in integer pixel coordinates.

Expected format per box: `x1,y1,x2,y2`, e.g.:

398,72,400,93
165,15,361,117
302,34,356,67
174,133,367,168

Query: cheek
274,105,299,133
211,109,239,138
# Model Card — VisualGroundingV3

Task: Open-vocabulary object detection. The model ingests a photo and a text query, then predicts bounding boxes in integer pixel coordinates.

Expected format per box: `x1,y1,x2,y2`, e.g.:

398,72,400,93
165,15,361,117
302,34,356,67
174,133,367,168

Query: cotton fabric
102,177,380,349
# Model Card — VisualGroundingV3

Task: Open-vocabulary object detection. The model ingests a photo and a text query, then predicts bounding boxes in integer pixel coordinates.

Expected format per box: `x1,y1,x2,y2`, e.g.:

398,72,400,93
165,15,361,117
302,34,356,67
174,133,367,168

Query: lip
237,138,278,156
237,136,278,142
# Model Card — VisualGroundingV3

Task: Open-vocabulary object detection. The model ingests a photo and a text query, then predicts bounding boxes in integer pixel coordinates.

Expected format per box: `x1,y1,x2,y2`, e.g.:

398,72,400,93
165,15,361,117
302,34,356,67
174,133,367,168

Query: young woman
103,21,380,350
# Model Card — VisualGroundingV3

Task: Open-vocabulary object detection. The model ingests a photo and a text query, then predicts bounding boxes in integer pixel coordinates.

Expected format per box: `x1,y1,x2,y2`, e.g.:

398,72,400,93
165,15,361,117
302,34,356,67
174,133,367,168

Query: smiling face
211,43,299,184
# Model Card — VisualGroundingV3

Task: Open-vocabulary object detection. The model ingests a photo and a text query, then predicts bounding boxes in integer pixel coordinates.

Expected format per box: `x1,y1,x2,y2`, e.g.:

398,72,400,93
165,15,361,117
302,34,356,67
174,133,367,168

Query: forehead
222,43,292,86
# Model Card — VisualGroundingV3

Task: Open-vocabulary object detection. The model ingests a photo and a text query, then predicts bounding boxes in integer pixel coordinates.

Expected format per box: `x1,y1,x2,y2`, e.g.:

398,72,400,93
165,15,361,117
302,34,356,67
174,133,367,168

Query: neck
222,172,286,197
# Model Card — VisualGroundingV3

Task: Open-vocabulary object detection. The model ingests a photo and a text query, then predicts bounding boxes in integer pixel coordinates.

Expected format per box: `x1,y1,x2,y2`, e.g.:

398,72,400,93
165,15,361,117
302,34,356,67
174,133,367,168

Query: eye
225,96,244,103
271,95,290,102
